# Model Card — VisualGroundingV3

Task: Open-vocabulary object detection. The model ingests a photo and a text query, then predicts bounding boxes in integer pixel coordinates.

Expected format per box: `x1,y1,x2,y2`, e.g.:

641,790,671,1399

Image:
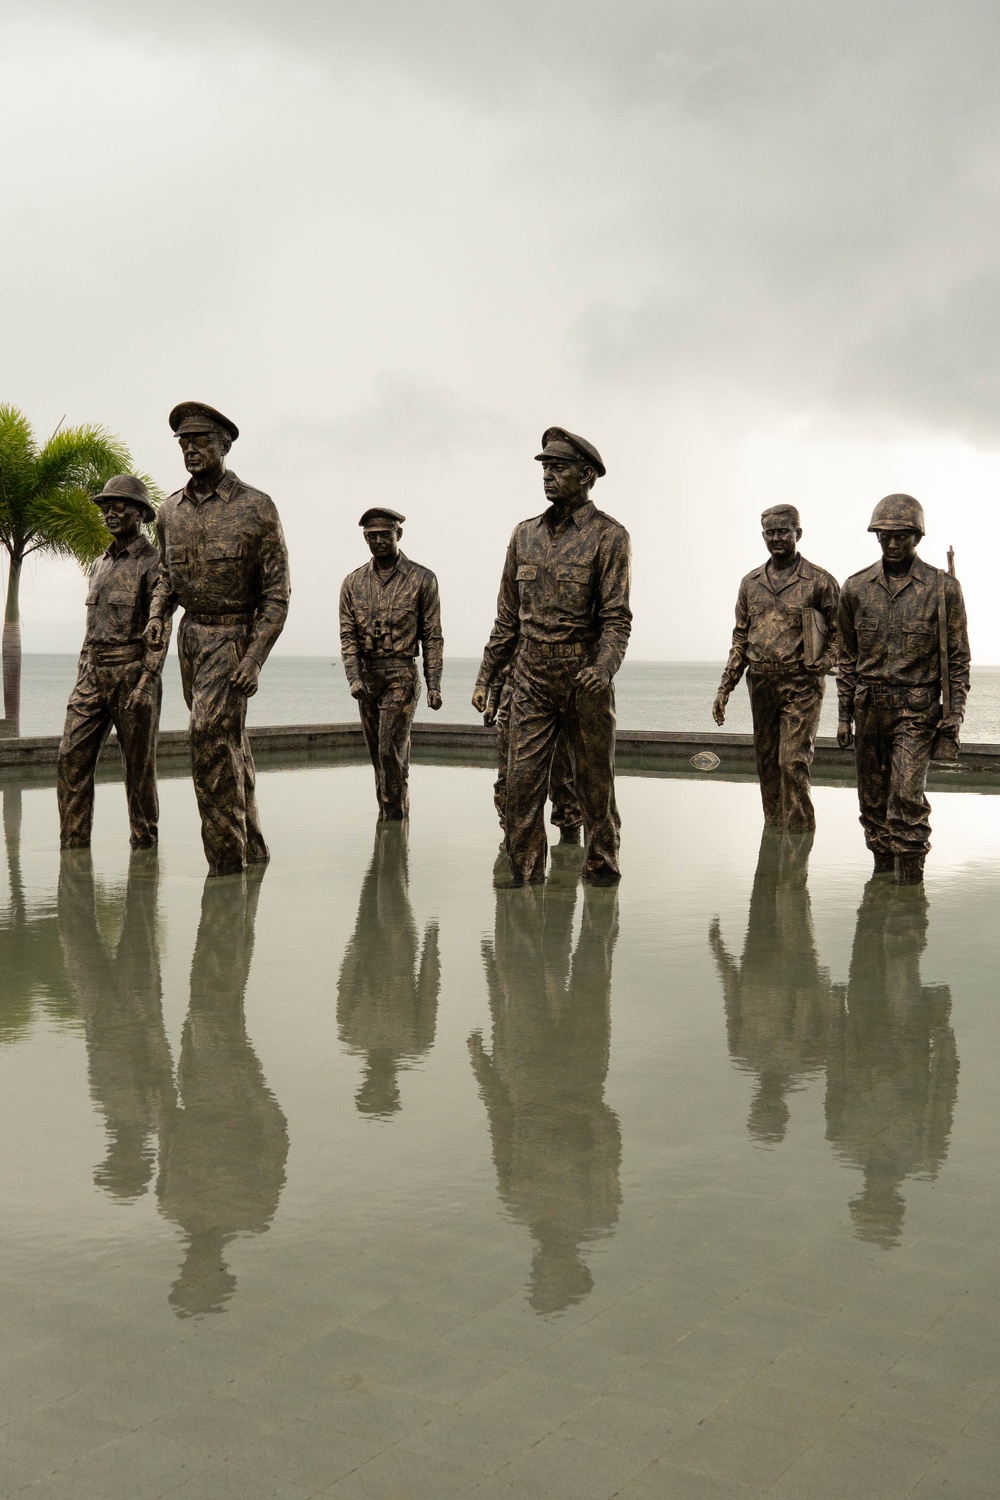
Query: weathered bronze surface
470,855,621,1313
340,511,443,820
473,428,630,885
488,666,582,838
337,822,440,1117
145,404,290,874
837,496,970,879
826,879,957,1248
710,828,833,1144
58,480,168,849
714,506,839,831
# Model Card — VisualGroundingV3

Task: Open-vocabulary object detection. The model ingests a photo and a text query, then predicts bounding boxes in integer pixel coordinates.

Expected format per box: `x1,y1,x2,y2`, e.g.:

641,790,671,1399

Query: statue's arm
593,528,632,679
418,571,444,691
245,501,290,669
475,535,519,693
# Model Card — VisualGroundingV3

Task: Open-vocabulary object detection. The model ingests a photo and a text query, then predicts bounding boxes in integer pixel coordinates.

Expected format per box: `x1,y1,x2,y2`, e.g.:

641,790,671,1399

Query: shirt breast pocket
167,544,188,582
516,564,538,597
903,626,935,655
857,615,879,647
555,563,590,605
203,541,245,593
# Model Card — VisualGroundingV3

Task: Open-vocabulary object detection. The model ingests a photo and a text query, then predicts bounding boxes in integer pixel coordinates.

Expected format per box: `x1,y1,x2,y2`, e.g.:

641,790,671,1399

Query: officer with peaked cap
339,506,443,819
837,494,970,883
473,427,631,886
144,403,290,874
58,475,169,849
713,504,840,831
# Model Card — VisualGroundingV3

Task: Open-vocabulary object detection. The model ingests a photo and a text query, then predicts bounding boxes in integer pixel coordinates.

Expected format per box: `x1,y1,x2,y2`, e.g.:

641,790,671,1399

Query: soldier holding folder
714,505,839,832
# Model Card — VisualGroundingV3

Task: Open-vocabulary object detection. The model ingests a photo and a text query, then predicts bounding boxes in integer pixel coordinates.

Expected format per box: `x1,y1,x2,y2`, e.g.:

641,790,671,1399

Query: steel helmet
867,493,925,536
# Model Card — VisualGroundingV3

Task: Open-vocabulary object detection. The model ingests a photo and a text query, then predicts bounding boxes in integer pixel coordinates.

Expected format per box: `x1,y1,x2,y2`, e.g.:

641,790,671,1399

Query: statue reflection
470,847,621,1316
57,847,175,1200
826,880,958,1249
2,787,73,1039
157,871,288,1316
710,829,834,1144
337,823,440,1119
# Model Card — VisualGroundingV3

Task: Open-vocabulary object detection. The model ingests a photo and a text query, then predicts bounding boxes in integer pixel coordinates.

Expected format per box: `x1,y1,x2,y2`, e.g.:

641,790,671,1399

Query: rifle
932,546,959,763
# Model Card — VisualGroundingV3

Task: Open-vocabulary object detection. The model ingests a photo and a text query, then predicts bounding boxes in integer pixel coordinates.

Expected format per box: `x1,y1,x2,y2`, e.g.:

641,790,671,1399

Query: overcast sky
3,0,1000,662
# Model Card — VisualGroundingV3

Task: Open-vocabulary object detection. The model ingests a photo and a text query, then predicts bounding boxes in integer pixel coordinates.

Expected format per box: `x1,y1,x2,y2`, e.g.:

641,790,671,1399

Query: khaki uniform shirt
83,535,166,674
339,554,444,690
476,501,632,690
720,555,840,692
149,471,290,668
836,555,970,721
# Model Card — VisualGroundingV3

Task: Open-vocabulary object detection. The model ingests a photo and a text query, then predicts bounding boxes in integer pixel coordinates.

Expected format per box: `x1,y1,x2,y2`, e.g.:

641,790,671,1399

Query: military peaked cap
534,426,606,478
359,507,406,527
169,401,240,441
92,473,156,523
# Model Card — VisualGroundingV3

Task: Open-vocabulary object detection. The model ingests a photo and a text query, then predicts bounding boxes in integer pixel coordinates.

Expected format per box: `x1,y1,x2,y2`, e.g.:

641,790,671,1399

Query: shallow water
1,764,999,1496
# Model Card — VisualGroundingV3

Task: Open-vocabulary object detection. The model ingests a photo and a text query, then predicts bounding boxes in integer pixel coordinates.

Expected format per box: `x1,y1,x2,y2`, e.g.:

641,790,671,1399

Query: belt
186,611,254,626
88,641,145,665
748,661,805,675
859,679,939,701
522,639,595,659
363,654,416,665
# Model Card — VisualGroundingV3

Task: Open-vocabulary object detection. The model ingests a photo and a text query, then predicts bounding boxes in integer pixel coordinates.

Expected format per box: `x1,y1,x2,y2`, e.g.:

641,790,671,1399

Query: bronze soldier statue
473,428,631,886
340,508,443,820
837,495,970,883
58,476,168,850
484,652,583,846
144,403,290,875
713,505,839,832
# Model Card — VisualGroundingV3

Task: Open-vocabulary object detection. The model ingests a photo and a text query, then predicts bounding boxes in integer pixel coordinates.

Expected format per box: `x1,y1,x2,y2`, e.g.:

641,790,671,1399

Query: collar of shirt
102,535,149,562
365,552,410,582
750,554,806,595
538,500,596,534
874,553,932,596
180,469,240,506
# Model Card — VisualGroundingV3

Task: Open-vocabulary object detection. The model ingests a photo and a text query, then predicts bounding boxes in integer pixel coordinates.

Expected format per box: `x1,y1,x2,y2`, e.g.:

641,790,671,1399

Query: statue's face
541,459,590,506
877,528,920,565
102,500,143,542
364,525,401,563
178,426,228,476
762,524,800,563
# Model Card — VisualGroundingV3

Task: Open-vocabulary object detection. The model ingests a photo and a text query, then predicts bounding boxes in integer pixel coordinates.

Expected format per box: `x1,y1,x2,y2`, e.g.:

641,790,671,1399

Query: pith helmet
868,494,925,536
92,473,156,523
534,426,606,478
169,401,239,441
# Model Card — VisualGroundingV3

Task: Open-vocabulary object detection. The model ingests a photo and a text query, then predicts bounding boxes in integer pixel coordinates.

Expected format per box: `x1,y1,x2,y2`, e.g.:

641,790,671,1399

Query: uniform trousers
58,654,160,848
505,652,620,885
494,678,582,832
748,668,824,832
357,660,421,820
178,616,267,874
853,683,939,857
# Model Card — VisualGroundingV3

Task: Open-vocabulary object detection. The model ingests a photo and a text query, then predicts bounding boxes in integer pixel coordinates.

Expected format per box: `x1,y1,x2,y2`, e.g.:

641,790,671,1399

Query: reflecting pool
1,764,998,1498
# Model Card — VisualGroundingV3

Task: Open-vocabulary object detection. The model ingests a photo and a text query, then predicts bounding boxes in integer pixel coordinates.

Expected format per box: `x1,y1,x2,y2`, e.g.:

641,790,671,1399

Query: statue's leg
748,672,782,827
493,681,512,829
549,728,583,833
112,662,161,849
184,622,250,874
565,672,620,885
377,666,419,820
887,693,937,860
57,660,113,849
504,658,559,883
357,668,384,814
854,690,892,858
777,674,823,832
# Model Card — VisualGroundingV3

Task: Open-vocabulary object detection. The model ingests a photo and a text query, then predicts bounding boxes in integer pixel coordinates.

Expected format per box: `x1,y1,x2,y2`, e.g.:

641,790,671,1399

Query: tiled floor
0,763,998,1497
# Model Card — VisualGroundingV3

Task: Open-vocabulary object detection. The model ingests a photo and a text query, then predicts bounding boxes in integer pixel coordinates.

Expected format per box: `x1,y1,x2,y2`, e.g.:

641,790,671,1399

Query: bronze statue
473,428,631,886
710,829,835,1144
58,476,168,850
837,495,970,882
826,880,957,1248
484,664,582,844
714,505,839,832
339,508,443,820
469,855,621,1314
144,403,290,876
157,870,288,1316
337,822,440,1117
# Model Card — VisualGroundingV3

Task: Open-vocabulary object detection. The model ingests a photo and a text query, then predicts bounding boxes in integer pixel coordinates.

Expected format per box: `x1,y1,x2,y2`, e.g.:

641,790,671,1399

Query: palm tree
0,405,143,739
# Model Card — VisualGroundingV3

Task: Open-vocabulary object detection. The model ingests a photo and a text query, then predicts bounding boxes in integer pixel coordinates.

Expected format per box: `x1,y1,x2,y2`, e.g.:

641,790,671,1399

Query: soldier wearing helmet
836,494,970,884
58,475,169,850
713,504,840,832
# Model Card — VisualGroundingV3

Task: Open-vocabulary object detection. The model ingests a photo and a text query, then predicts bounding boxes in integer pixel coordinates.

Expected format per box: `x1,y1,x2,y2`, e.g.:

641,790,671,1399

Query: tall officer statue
714,505,840,832
339,508,443,820
58,476,168,849
144,403,290,875
473,428,631,887
837,495,970,883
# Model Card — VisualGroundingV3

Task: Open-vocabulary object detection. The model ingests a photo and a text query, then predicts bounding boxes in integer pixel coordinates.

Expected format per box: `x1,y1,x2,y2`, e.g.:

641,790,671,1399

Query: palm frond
33,424,133,497
26,486,111,567
0,405,40,546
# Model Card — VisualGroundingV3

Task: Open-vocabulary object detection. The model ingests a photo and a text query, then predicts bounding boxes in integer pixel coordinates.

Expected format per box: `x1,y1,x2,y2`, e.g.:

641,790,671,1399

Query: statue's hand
712,690,729,727
938,712,962,734
471,686,488,713
124,672,154,714
576,665,611,694
427,689,443,711
232,656,260,697
350,679,367,700
837,718,854,749
143,618,164,650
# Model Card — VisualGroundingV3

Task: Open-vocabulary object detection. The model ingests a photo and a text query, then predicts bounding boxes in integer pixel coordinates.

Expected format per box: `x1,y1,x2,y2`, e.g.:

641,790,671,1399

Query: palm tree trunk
1,552,22,739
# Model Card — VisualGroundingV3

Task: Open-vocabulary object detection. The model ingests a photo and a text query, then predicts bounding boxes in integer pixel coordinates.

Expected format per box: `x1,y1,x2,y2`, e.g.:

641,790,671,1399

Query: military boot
872,852,896,876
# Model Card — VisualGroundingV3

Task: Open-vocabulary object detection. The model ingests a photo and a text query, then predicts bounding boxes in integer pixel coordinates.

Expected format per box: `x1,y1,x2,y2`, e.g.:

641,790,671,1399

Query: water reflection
0,787,74,1039
470,848,621,1315
337,823,440,1118
826,881,959,1249
157,872,288,1316
710,830,834,1144
57,848,175,1200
